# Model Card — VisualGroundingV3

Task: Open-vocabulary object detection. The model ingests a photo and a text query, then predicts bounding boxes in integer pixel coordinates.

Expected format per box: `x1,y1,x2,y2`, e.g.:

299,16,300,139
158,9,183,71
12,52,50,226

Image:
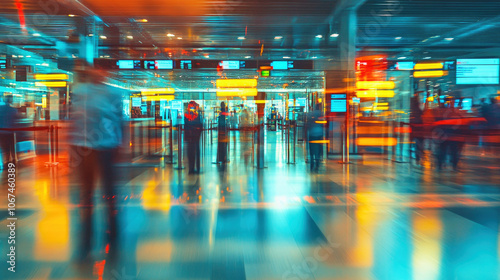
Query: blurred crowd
411,93,500,171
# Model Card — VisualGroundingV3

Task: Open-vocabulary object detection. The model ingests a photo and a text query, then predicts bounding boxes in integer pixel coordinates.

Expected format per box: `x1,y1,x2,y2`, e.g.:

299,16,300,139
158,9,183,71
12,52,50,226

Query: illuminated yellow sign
141,88,175,95
356,81,395,90
357,137,398,146
361,106,389,111
356,90,395,98
216,79,257,88
34,74,69,80
216,88,258,97
142,95,175,101
414,63,444,70
35,81,67,87
413,70,447,78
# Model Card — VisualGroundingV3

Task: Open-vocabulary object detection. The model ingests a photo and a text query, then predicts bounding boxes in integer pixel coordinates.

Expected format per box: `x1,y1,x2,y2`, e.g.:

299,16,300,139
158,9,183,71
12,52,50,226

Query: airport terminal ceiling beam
323,0,368,31
392,14,500,60
0,16,58,46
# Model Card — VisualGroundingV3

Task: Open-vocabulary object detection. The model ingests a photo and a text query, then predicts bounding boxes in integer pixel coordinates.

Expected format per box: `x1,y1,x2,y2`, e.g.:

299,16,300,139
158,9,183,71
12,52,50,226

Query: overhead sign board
457,58,499,85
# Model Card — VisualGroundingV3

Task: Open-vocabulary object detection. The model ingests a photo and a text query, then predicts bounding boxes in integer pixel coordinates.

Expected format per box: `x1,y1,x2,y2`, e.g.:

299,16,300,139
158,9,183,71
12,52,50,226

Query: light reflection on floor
1,133,500,280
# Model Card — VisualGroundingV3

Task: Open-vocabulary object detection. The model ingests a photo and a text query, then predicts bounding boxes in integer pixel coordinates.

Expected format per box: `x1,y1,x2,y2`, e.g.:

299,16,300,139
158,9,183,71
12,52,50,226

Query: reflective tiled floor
1,131,500,280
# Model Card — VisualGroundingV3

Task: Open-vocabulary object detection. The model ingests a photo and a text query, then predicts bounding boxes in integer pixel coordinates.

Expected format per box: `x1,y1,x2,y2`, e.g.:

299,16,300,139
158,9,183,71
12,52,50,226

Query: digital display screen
271,61,294,70
457,58,499,85
330,94,347,113
331,100,347,112
144,60,156,69
288,98,306,107
179,60,192,70
144,60,173,70
456,98,472,111
171,100,183,110
155,60,173,70
219,61,241,70
396,62,414,70
131,97,142,107
261,70,270,77
0,59,7,69
118,60,142,69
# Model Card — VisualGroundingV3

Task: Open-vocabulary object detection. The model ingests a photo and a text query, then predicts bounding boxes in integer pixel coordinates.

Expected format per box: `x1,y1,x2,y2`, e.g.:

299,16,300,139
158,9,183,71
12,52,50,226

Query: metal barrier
175,125,184,170
0,126,59,167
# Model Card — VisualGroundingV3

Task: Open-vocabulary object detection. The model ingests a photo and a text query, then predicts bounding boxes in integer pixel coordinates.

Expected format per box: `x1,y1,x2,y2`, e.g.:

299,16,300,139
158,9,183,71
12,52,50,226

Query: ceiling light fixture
283,56,291,59
245,56,251,58
315,35,323,38
274,36,283,40
445,37,454,41
167,33,175,37
238,36,246,40
395,37,402,40
330,33,339,37
100,35,107,39
177,37,182,40
398,57,407,60
424,57,432,60
126,35,133,39
68,14,76,17
33,33,41,37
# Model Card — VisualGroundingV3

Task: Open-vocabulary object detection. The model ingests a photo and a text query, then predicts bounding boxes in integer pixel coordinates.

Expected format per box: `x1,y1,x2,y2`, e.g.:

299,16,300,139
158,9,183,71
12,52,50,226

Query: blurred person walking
0,95,19,168
306,104,324,172
240,107,253,166
184,101,203,174
217,102,229,164
410,92,424,165
70,63,123,268
434,97,464,171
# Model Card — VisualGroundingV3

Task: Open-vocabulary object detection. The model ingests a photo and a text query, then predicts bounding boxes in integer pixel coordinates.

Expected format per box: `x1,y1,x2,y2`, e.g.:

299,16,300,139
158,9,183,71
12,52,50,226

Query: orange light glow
357,137,398,146
142,95,175,101
141,88,175,95
216,88,258,97
35,81,67,87
34,74,69,80
357,90,395,98
309,140,330,144
356,81,395,90
414,62,444,70
395,127,412,134
216,79,258,88
413,70,447,78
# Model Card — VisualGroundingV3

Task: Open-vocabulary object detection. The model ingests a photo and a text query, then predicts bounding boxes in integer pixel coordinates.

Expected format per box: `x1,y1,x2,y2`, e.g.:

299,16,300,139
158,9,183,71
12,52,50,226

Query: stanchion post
175,124,184,169
293,123,296,164
286,123,290,163
48,126,52,163
13,132,18,163
55,125,59,162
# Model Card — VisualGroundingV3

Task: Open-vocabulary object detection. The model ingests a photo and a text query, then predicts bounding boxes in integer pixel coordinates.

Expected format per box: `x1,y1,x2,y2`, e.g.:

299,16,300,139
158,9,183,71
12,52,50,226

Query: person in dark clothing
217,102,229,164
70,64,123,269
410,92,424,165
0,95,19,168
306,104,324,172
184,101,203,174
434,97,464,171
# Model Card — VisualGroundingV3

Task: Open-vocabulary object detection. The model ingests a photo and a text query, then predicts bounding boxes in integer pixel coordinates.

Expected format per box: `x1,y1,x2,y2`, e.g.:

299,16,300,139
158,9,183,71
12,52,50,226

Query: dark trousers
437,140,463,170
217,132,228,163
76,147,118,260
309,136,323,170
187,139,201,173
414,137,424,163
0,133,15,163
